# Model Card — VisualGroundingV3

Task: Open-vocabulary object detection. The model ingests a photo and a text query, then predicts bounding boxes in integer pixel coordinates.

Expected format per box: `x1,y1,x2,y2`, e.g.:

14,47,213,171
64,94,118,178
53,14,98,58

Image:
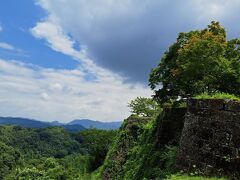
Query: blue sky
0,0,78,69
0,0,240,122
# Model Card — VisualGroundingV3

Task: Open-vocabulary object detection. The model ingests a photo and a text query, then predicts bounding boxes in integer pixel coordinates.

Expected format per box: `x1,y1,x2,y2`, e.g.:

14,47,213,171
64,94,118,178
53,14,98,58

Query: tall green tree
128,97,160,117
149,21,240,103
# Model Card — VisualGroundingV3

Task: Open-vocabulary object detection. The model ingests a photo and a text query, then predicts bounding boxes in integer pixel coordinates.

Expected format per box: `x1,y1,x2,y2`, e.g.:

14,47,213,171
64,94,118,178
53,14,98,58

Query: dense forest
1,22,240,179
0,126,116,179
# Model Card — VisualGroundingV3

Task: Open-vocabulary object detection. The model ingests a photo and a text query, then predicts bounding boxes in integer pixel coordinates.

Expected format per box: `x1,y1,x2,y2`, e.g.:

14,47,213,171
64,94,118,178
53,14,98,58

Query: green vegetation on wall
100,111,180,179
194,92,240,102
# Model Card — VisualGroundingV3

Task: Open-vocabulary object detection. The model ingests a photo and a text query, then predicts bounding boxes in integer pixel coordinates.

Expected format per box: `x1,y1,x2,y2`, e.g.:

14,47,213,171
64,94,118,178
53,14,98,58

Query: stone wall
156,107,186,148
176,99,240,177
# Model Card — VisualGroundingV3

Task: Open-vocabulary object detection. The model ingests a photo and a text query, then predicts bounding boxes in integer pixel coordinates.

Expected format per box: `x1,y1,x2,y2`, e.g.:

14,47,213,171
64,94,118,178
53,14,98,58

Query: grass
167,174,225,180
194,92,240,102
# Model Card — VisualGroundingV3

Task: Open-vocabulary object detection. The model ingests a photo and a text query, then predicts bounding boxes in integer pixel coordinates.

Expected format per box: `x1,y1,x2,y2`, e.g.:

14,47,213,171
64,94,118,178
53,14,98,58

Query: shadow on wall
177,99,240,178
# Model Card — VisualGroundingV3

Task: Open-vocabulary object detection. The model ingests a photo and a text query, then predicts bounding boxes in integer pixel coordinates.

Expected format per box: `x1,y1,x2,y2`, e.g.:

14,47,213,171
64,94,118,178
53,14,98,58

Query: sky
0,0,240,122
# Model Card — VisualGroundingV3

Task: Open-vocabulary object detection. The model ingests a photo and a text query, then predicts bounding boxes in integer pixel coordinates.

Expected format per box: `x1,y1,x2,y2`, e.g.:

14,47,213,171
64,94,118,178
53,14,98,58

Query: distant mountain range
0,117,122,131
69,119,122,130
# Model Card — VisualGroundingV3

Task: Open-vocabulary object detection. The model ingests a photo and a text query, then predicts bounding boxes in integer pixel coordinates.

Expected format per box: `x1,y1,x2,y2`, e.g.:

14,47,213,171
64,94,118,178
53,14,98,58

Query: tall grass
167,174,225,180
194,92,240,102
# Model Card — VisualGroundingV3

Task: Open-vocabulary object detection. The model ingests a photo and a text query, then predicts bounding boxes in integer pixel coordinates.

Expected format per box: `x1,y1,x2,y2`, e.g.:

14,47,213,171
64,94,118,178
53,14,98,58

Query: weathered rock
156,107,187,148
177,99,240,177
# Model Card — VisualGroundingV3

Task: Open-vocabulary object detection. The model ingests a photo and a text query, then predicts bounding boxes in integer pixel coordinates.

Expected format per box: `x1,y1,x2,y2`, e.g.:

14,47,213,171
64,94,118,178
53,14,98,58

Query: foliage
167,174,225,180
160,146,178,170
128,97,161,117
149,21,240,103
194,92,240,102
79,129,117,171
100,113,179,180
8,158,69,180
0,126,83,159
0,125,116,179
162,100,187,108
0,142,21,179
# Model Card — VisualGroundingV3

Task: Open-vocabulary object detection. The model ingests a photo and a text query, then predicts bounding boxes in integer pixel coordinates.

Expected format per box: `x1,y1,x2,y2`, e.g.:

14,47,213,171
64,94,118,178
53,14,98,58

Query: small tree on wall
128,97,160,117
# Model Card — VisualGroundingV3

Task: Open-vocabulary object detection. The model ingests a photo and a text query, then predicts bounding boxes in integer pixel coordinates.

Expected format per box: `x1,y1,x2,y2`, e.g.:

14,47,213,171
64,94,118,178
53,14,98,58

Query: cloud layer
0,12,152,122
0,42,15,51
35,0,240,82
2,0,240,122
0,59,151,122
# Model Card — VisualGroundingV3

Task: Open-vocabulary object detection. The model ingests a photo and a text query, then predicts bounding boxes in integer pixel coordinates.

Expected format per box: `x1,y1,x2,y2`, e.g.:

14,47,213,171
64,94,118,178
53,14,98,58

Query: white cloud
34,0,240,82
0,42,28,57
41,92,51,100
30,20,115,81
4,0,239,123
190,0,240,22
30,21,83,60
0,42,15,51
50,83,63,91
0,25,2,32
0,59,151,122
22,0,240,122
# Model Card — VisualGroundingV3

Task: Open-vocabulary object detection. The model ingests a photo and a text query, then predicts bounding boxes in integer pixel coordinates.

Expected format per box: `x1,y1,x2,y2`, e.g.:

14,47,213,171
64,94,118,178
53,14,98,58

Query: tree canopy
128,97,160,117
0,125,117,179
149,21,240,103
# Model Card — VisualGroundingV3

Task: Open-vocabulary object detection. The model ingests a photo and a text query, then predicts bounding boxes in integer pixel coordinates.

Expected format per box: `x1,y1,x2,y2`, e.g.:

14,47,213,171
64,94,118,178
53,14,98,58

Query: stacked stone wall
156,107,186,148
177,99,240,177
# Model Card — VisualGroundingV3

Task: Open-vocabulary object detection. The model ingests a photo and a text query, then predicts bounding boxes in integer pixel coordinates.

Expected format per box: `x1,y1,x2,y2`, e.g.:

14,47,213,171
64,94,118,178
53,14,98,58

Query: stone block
176,99,240,177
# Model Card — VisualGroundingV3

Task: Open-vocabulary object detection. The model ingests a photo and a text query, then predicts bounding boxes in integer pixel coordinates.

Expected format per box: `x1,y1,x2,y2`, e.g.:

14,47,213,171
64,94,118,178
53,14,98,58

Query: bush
194,92,240,101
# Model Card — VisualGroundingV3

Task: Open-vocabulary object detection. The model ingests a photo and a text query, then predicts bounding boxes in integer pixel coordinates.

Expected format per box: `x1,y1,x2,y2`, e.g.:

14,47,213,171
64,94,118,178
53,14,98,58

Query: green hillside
0,125,116,179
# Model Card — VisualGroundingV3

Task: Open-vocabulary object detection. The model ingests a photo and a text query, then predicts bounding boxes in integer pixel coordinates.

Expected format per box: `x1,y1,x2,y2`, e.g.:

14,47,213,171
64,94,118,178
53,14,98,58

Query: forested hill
0,117,85,132
0,125,117,179
0,117,52,128
0,117,122,131
69,119,122,130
